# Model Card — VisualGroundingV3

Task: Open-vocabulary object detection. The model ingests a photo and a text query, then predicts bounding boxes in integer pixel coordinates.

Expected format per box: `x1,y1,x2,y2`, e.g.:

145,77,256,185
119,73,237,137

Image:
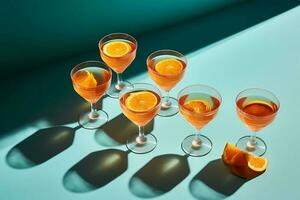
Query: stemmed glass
99,33,137,98
147,49,187,117
235,88,280,156
71,61,112,129
178,84,222,157
119,83,161,154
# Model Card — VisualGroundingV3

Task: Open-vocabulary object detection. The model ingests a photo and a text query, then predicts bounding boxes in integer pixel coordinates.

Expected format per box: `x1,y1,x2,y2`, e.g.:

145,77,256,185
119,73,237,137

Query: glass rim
235,87,280,118
146,49,187,77
70,60,112,90
177,84,222,115
98,32,138,56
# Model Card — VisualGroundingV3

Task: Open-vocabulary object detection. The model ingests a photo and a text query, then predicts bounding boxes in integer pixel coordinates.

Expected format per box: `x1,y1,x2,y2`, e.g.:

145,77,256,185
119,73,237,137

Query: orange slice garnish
75,70,97,88
155,58,183,75
125,91,158,112
222,143,268,179
103,40,131,57
184,99,211,113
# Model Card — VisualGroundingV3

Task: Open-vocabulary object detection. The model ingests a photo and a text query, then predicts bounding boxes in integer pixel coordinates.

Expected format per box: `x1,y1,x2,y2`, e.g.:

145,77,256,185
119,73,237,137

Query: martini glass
71,61,112,129
236,88,280,156
119,83,161,154
178,84,222,157
99,33,137,98
147,49,187,117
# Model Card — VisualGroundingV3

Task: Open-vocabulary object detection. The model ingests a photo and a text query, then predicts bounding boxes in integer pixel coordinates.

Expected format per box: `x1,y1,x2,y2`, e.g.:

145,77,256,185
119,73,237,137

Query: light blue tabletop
1,6,300,200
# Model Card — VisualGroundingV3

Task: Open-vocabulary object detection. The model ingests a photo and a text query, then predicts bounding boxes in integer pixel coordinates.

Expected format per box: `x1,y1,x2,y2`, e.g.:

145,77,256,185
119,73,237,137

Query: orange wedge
155,58,183,75
75,70,97,88
125,91,158,112
103,40,131,57
222,143,268,179
184,99,211,113
222,143,243,165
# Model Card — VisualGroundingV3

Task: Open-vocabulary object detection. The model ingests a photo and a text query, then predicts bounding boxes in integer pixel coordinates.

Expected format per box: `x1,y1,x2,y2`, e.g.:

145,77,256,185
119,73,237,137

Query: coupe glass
147,49,187,117
71,61,112,129
99,33,137,98
178,84,221,157
236,88,280,156
119,83,161,154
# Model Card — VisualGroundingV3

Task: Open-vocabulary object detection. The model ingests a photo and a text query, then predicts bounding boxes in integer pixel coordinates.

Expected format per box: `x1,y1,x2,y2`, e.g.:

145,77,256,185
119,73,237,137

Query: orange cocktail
235,88,280,156
119,83,161,154
178,84,221,157
99,33,137,98
71,61,112,129
147,50,187,117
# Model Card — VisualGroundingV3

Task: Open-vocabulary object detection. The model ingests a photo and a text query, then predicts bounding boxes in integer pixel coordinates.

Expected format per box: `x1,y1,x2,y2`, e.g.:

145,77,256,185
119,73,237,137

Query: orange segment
155,58,183,75
222,143,268,179
222,143,241,165
248,155,268,172
184,99,211,113
125,91,158,112
103,40,131,57
75,70,97,88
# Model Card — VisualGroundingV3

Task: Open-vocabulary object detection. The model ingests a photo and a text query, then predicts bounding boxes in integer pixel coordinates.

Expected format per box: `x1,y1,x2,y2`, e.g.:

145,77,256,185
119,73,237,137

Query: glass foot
126,134,157,154
106,81,132,99
236,135,267,156
158,96,178,117
78,109,108,130
181,134,212,157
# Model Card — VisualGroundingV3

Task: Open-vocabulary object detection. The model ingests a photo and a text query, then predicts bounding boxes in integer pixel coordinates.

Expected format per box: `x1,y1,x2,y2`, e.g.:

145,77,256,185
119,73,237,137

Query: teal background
1,1,300,200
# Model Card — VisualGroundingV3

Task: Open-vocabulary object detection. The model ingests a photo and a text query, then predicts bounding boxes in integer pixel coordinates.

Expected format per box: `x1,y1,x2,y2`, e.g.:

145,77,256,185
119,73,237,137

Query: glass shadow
94,114,154,147
63,149,129,193
129,154,190,198
189,159,247,200
6,126,79,169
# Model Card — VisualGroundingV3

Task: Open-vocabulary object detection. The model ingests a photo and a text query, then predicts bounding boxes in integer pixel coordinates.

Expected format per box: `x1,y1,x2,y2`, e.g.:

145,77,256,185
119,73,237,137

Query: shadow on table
94,114,154,147
4,100,105,168
129,154,190,198
63,149,129,193
6,125,80,169
189,159,247,200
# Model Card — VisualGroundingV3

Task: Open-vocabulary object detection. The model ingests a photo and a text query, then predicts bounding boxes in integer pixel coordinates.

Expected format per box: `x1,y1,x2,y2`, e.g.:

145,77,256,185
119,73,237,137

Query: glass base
181,134,212,157
236,135,267,156
78,109,108,130
126,134,157,154
107,80,132,99
158,96,179,117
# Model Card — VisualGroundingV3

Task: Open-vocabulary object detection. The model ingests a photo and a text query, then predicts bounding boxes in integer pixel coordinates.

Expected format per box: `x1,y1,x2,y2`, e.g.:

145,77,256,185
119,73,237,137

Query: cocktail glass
119,83,161,154
71,61,112,129
178,84,221,157
236,88,280,156
99,33,137,98
147,49,187,117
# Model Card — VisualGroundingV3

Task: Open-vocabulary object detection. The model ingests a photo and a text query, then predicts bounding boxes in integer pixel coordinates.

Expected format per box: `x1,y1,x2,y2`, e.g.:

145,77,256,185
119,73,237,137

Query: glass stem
192,128,202,148
136,126,147,145
165,91,170,103
115,73,124,90
247,131,257,150
117,73,122,85
89,103,99,119
162,91,171,108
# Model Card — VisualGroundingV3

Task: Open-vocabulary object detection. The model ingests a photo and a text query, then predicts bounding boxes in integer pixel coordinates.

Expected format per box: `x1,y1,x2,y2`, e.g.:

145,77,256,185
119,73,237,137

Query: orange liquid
100,39,136,73
72,67,111,103
120,90,161,126
179,93,220,129
147,57,186,92
236,97,278,132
